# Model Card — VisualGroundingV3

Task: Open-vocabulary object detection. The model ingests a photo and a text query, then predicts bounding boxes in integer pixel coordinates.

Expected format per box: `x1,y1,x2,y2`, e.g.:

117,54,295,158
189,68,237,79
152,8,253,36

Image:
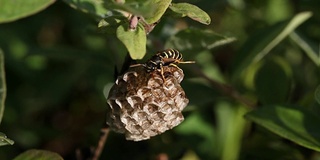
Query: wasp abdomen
158,49,182,61
145,49,183,72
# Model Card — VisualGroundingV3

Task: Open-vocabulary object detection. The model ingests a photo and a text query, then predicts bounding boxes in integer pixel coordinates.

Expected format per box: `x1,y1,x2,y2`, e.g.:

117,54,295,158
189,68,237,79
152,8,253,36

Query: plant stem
91,125,110,160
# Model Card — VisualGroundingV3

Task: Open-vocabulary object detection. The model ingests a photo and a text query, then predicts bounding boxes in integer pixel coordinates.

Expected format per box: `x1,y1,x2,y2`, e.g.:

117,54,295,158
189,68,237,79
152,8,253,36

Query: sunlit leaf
0,50,5,124
245,105,320,152
63,0,109,18
144,0,172,24
165,28,236,51
116,23,146,59
169,3,211,25
0,132,14,146
0,0,55,23
253,12,311,62
216,103,247,160
13,149,63,160
232,12,312,80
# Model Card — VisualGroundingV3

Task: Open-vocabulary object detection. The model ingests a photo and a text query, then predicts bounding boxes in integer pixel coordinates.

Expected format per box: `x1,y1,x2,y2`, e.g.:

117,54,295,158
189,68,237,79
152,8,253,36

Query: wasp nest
106,66,189,141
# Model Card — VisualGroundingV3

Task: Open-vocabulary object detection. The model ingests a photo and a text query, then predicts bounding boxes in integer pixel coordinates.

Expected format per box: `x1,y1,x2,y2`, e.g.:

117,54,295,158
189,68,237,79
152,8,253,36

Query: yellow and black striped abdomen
157,49,183,61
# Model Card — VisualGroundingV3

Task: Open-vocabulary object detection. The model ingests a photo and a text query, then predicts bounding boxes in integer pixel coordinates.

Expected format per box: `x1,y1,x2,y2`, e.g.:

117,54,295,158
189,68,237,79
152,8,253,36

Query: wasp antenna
179,61,195,64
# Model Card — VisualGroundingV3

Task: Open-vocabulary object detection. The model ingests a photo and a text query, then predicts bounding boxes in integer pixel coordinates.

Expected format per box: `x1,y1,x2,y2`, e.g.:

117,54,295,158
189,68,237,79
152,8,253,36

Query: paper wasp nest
106,66,189,141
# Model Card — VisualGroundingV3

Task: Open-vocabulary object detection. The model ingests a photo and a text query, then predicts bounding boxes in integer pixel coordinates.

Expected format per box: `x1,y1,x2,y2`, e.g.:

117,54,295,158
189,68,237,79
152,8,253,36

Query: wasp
130,49,195,80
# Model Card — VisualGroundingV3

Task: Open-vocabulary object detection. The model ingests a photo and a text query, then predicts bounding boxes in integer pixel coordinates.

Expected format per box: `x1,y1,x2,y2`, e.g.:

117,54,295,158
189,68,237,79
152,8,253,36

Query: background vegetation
0,0,320,159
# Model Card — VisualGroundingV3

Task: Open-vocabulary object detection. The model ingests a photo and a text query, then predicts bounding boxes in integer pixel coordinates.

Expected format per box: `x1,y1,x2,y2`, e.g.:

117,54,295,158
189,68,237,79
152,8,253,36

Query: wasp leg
168,63,182,71
160,63,166,82
129,63,144,68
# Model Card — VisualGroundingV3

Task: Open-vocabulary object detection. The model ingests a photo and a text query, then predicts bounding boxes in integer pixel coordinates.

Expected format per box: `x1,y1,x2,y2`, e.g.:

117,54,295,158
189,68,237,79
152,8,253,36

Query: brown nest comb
106,65,189,141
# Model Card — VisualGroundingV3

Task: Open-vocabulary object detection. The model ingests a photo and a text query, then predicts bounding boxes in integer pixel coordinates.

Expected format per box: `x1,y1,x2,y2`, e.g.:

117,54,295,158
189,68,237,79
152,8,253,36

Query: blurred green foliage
13,149,63,160
0,0,320,160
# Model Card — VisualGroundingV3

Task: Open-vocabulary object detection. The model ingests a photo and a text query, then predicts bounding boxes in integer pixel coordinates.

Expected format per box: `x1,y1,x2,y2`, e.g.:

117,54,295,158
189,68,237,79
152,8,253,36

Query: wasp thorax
145,61,159,72
106,65,189,141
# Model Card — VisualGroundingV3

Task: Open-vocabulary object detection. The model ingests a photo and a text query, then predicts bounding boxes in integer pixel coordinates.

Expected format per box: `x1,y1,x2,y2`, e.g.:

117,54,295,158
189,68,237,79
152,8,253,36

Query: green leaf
98,16,125,34
0,50,6,124
165,28,236,51
116,23,146,59
63,0,109,18
104,2,144,17
254,57,292,105
175,112,216,159
216,103,247,160
245,105,320,152
106,2,152,18
169,3,211,25
63,0,170,24
0,132,14,146
264,0,293,24
227,0,245,10
232,12,312,79
144,0,172,24
13,149,63,160
290,31,320,66
0,0,55,23
315,85,320,105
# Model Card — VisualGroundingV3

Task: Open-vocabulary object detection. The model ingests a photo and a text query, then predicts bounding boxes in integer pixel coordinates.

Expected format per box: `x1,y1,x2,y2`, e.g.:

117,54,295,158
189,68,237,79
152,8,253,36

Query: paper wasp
130,49,195,80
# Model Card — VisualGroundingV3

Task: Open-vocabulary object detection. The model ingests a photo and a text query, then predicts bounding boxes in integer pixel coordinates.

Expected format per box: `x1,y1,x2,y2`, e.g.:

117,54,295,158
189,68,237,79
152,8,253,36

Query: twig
91,125,110,160
128,15,159,34
139,17,159,34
